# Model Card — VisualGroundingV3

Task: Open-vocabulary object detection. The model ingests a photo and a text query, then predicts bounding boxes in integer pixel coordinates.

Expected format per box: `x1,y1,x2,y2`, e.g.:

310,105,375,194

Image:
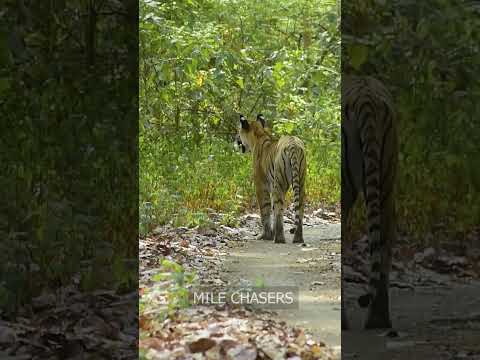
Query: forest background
139,0,341,235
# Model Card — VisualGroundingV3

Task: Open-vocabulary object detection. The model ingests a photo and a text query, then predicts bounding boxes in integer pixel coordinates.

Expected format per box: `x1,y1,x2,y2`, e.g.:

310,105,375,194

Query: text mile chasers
193,290,295,305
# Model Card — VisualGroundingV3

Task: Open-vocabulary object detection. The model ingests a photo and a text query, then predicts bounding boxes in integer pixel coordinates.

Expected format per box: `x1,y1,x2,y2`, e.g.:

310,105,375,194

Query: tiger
235,114,307,244
341,75,398,329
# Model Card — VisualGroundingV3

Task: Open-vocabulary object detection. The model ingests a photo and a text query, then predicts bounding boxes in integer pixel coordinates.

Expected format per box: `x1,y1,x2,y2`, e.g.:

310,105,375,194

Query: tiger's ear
240,114,249,130
256,114,266,128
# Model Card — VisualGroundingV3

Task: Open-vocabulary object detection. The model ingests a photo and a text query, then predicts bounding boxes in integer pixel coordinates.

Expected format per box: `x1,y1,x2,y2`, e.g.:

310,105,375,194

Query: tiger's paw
274,233,286,244
292,228,304,244
357,294,372,308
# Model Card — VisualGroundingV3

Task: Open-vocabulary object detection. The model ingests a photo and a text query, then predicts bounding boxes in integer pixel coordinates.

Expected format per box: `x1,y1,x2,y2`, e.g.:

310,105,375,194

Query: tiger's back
269,136,306,191
342,75,398,329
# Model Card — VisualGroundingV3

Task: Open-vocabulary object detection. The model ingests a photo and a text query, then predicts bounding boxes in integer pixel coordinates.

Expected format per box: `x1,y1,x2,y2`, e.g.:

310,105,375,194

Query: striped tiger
236,114,306,244
341,75,397,329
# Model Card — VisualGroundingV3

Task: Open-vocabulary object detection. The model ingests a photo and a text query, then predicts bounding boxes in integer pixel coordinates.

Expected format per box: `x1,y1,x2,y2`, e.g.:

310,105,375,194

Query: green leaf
0,78,10,94
236,77,244,89
348,44,369,70
152,272,170,282
255,277,265,288
0,31,12,65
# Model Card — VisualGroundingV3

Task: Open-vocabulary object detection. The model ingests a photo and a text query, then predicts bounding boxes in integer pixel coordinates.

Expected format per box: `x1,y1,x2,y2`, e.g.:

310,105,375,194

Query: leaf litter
0,286,137,359
140,207,340,360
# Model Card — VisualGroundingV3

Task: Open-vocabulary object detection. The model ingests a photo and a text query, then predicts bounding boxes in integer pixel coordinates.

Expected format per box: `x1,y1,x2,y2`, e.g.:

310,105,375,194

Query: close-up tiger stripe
341,75,398,329
236,114,307,244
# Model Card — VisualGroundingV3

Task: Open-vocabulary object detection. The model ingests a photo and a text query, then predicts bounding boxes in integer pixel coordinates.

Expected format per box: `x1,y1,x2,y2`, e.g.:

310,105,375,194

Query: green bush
139,0,340,230
343,0,480,240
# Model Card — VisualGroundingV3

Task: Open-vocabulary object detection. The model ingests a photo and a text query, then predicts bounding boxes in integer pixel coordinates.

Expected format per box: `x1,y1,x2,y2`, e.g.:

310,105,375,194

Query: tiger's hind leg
292,179,305,244
341,171,358,331
272,183,286,244
256,182,273,240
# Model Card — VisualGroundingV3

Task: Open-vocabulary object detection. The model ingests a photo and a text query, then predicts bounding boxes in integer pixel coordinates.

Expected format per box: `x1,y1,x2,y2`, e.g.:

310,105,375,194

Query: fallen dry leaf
188,337,217,353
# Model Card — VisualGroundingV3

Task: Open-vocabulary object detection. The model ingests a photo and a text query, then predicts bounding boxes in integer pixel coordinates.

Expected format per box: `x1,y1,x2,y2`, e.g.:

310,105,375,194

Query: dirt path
140,217,341,359
343,278,480,359
342,235,480,359
220,220,480,359
141,212,480,359
221,223,341,350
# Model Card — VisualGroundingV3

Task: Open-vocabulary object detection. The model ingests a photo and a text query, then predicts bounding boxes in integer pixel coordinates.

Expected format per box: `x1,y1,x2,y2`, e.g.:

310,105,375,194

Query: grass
139,135,340,235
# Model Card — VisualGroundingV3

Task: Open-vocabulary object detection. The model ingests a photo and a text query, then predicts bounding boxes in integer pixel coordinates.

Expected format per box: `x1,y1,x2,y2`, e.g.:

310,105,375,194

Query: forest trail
343,275,480,359
139,215,341,359
221,221,480,360
221,223,341,350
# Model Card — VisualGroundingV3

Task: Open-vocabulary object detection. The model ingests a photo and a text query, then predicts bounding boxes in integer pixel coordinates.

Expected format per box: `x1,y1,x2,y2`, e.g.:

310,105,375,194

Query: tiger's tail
288,145,304,238
357,100,382,308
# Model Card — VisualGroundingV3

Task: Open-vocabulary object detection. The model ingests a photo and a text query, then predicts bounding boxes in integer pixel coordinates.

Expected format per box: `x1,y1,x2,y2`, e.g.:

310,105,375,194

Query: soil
343,278,480,359
221,223,341,352
220,220,480,359
141,209,480,359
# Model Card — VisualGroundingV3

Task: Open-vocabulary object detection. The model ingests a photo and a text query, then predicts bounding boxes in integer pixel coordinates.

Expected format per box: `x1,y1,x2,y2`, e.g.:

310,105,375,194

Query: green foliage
255,277,266,289
140,259,196,320
0,1,138,315
344,1,480,240
140,0,340,229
